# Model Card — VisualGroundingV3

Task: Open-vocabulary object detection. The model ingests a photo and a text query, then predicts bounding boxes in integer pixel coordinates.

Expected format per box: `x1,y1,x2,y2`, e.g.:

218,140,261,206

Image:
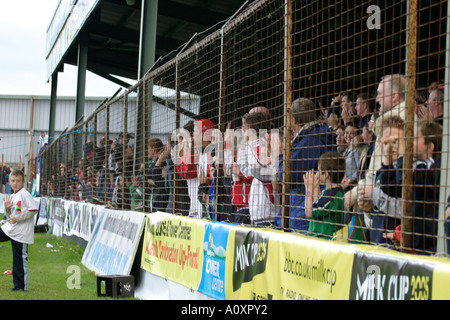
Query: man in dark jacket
277,98,336,232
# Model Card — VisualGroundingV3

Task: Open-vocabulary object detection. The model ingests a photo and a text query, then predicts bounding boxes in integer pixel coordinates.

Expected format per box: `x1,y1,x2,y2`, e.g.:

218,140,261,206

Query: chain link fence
39,0,450,256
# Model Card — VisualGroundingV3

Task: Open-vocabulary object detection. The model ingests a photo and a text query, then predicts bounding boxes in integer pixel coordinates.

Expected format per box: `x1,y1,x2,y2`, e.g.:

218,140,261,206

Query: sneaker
10,287,24,291
3,270,12,275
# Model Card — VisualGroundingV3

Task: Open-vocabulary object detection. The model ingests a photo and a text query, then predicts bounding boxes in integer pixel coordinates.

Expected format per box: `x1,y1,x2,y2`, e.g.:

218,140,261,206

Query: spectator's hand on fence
357,184,373,213
341,108,353,124
199,170,208,185
163,142,171,158
332,94,343,105
380,135,394,165
209,165,216,180
382,232,400,248
358,197,373,213
416,104,434,121
327,113,339,129
344,190,355,211
303,169,319,197
131,175,140,186
380,135,403,165
148,178,156,187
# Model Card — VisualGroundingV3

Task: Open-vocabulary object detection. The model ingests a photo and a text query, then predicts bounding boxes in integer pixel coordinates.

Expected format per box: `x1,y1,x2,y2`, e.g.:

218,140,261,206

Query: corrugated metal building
0,95,107,167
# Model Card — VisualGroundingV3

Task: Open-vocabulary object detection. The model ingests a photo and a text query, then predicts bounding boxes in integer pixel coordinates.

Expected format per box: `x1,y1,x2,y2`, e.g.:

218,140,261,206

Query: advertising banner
38,197,47,219
198,221,231,300
225,229,354,300
225,227,272,300
63,202,80,237
52,198,66,237
350,250,439,300
272,234,355,300
82,208,145,275
141,212,205,290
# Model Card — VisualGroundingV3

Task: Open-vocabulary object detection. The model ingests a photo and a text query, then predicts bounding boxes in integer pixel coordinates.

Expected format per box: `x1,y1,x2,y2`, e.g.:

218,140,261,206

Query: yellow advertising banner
141,212,206,290
225,227,355,300
347,244,450,300
425,259,450,300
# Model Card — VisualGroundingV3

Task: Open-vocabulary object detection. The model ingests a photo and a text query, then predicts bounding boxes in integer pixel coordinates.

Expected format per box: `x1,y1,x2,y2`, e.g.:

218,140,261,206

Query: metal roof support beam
76,33,88,123
49,72,58,144
74,32,89,165
137,0,158,167
138,0,158,79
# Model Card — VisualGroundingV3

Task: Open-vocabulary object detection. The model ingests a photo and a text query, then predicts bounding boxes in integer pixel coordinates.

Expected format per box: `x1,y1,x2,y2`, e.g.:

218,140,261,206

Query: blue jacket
277,122,336,231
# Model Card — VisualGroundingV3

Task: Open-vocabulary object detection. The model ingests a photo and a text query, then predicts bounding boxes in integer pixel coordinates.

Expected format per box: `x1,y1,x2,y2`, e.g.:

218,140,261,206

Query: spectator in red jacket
177,119,215,218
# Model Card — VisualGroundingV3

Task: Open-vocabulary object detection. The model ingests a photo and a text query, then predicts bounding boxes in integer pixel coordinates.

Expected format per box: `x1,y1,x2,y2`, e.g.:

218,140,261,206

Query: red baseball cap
195,119,215,141
195,119,215,132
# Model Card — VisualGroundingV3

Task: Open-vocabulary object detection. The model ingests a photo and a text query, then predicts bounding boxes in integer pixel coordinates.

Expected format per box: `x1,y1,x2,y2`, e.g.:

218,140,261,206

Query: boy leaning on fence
377,116,442,255
0,169,39,291
304,151,346,239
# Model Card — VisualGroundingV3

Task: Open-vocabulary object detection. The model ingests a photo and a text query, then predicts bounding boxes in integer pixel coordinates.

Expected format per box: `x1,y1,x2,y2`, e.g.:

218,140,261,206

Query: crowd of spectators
40,74,447,256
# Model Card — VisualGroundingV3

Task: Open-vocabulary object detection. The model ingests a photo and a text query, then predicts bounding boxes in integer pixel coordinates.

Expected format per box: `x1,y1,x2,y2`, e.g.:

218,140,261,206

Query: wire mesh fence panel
39,0,450,256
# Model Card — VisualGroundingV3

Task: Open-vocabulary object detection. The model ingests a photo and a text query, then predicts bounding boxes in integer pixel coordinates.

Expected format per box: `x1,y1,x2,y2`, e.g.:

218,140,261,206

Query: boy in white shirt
0,170,38,291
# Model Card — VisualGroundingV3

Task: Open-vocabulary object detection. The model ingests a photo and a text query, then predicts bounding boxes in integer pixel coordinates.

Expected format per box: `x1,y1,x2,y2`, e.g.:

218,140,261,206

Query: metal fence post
401,0,418,252
282,0,293,231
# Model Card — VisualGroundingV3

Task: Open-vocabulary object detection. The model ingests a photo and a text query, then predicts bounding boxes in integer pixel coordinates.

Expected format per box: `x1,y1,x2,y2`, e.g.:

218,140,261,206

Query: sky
0,1,129,98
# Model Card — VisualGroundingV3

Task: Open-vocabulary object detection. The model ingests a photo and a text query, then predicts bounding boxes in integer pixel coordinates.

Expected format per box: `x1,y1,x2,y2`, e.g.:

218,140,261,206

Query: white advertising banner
52,198,66,237
82,209,146,276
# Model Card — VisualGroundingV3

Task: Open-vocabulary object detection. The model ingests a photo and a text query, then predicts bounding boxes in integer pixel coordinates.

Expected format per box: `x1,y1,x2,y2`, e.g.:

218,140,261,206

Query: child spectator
0,169,39,291
130,171,144,211
304,151,346,239
378,117,442,254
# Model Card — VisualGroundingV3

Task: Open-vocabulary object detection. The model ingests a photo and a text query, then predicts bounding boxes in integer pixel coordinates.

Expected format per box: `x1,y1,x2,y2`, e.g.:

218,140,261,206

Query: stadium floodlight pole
401,0,418,253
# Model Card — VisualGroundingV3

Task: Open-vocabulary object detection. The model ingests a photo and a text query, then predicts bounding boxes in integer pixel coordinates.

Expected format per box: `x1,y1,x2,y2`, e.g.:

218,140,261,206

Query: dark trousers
231,208,251,225
0,228,29,290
